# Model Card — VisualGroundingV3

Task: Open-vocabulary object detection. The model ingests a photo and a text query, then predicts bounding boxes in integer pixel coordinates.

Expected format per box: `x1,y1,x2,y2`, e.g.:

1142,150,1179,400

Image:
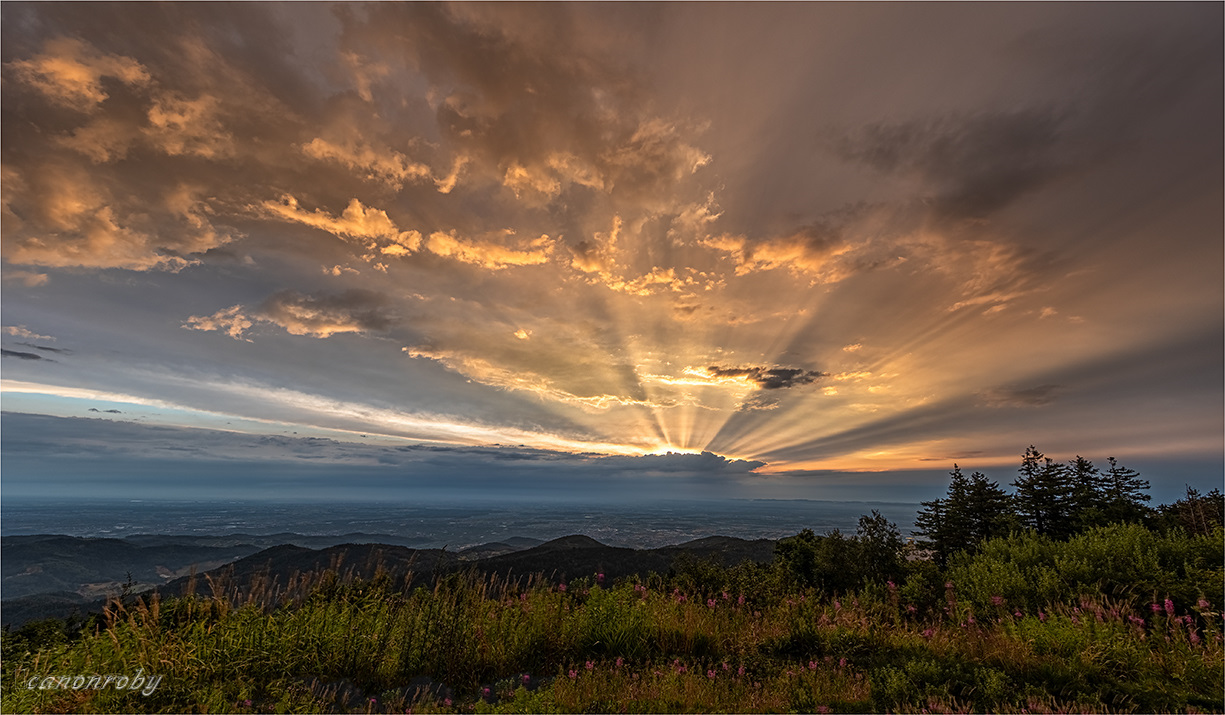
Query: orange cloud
260,195,422,252
425,230,553,269
6,37,150,111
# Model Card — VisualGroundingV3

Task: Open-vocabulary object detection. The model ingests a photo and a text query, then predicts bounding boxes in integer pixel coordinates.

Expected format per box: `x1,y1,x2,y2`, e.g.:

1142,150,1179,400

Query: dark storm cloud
707,365,827,390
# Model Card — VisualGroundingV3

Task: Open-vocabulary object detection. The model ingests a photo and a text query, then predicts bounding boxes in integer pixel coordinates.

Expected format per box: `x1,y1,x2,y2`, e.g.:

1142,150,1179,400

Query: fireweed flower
1165,598,1175,615
707,670,716,679
568,670,577,679
585,661,594,670
616,657,624,668
443,698,452,707
522,673,531,684
597,573,604,583
1197,599,1210,609
838,658,847,668
708,598,717,609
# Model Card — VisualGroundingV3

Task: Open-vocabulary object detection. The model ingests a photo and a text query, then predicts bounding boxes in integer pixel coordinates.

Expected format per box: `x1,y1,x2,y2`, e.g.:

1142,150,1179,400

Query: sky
2,3,1222,505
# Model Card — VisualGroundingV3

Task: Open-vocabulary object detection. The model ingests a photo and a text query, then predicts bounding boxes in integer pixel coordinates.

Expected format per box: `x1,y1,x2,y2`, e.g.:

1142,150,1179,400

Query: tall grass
3,528,1222,713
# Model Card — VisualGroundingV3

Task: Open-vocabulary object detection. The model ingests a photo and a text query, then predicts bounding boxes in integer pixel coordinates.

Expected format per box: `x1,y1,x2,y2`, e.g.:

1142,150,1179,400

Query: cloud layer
1,3,1220,486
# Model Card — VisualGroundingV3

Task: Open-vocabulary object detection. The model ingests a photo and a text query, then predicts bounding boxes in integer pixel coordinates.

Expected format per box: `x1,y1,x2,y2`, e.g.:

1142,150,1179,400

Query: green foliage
947,522,1224,613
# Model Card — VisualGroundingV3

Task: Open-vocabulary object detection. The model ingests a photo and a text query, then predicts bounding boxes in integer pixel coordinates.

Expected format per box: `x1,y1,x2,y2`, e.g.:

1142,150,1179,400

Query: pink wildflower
522,673,531,684
722,662,730,671
808,661,818,670
887,580,897,591
945,581,954,589
1151,603,1161,613
738,594,745,605
834,600,842,611
568,670,577,679
482,688,490,697
585,660,594,670
1071,615,1079,625
707,670,716,679
676,665,687,673
838,658,847,668
1190,631,1201,645
597,573,604,583
1015,611,1023,618
922,629,934,639
443,698,452,707
708,598,717,609
722,591,730,600
559,583,567,592
1197,598,1210,609
738,665,746,676
1165,598,1175,615
616,657,624,668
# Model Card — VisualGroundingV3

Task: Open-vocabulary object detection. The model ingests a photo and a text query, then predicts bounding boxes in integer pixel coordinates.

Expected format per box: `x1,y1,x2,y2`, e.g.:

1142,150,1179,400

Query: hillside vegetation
2,449,1222,714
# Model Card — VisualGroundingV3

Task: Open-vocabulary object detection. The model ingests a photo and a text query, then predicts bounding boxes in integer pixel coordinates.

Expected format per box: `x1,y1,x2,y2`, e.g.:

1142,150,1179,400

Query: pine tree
1101,456,1150,524
1011,446,1073,538
914,465,974,564
1067,455,1107,530
964,470,1016,542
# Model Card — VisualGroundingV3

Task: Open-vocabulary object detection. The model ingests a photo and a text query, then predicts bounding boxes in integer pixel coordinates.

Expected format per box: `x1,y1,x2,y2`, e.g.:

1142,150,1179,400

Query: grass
3,526,1222,713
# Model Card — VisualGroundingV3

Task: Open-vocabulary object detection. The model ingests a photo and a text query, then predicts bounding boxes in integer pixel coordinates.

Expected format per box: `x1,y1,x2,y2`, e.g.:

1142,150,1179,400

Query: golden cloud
6,37,150,111
260,195,422,252
425,230,553,269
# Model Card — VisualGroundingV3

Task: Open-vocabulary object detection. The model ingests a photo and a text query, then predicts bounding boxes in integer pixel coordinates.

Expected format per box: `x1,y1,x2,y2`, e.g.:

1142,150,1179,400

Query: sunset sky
2,3,1221,503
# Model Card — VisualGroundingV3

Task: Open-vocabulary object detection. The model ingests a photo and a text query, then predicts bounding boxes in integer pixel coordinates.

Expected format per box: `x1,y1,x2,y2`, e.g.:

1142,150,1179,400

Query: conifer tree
1101,456,1150,524
964,470,1016,542
1067,455,1107,530
1011,446,1073,538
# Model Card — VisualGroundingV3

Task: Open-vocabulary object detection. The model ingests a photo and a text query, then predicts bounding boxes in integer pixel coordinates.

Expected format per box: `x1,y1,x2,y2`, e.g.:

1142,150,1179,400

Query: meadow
2,520,1222,714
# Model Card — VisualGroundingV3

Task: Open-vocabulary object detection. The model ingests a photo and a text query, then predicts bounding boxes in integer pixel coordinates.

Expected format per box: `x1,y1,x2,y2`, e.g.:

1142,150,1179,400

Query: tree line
914,445,1222,564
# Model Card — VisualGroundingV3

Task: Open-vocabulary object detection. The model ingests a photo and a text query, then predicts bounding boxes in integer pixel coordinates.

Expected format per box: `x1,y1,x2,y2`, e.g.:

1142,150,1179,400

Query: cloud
2,165,234,271
5,36,150,111
425,230,554,270
259,289,393,338
183,305,255,341
3,326,55,341
301,137,443,191
980,384,1061,408
701,223,852,279
184,290,392,340
143,92,234,158
835,109,1071,220
2,349,47,361
705,365,828,390
1,270,50,287
16,343,72,355
260,195,422,252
